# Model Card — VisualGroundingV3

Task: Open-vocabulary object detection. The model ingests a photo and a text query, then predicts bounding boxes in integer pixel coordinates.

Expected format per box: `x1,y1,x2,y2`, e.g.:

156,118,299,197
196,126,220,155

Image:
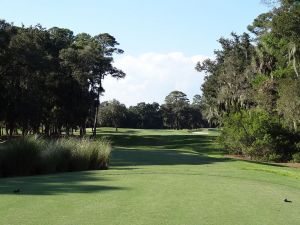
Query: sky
0,0,269,106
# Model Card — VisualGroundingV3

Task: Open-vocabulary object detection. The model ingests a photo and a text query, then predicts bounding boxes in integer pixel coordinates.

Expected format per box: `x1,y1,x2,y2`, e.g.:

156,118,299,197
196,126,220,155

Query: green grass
1,128,300,225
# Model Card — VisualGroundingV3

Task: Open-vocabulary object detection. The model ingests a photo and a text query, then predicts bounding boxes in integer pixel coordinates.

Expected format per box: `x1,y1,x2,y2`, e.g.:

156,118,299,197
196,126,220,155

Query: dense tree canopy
0,21,125,136
196,0,300,161
98,100,127,131
98,91,207,130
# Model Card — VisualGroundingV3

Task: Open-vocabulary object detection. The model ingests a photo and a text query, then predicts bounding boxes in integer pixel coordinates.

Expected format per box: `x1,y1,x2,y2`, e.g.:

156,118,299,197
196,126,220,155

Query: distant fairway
0,128,300,225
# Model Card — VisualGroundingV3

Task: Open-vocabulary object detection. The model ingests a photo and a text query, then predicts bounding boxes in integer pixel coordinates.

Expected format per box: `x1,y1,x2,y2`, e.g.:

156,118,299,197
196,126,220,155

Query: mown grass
0,128,300,225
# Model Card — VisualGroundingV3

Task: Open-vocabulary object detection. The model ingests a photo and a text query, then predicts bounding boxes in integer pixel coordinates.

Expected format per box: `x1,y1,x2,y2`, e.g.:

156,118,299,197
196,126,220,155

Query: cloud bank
101,52,208,106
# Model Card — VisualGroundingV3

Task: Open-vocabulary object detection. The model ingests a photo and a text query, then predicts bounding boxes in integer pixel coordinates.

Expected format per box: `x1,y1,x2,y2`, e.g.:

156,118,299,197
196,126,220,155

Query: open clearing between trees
0,128,300,225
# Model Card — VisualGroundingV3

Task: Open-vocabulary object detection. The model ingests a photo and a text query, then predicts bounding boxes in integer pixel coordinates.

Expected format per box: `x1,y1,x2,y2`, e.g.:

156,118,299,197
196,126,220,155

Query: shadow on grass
0,132,228,195
92,129,139,135
103,132,211,142
111,147,231,167
104,134,230,167
0,171,127,195
229,157,291,168
104,134,223,154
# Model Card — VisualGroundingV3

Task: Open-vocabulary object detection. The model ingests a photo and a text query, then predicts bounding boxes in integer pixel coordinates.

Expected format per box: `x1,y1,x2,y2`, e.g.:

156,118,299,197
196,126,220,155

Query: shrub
0,137,112,177
218,108,297,161
292,152,300,163
267,153,283,163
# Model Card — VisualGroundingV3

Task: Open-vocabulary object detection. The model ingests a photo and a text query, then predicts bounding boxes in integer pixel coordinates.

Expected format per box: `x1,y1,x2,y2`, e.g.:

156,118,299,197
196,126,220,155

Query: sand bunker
192,131,210,135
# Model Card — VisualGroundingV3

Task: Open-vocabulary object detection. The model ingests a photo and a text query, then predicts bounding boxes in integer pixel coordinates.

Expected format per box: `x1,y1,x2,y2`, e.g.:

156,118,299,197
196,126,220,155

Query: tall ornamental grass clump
0,137,111,177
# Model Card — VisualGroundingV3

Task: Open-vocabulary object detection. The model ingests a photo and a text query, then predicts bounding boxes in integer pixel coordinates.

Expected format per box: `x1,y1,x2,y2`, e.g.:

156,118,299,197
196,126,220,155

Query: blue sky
0,0,268,105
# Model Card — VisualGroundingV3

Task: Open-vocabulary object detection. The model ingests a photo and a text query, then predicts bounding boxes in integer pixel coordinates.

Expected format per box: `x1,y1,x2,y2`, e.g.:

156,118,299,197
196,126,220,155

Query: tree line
196,0,300,162
98,91,208,130
0,20,125,137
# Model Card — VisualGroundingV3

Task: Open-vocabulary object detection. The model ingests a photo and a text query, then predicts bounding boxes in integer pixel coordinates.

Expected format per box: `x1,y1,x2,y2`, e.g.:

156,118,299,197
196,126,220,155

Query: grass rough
0,137,111,177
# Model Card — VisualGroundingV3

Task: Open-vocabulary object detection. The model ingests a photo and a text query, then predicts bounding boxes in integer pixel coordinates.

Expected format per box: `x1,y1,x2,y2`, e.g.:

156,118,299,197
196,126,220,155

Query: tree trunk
9,124,13,137
66,124,70,136
93,85,102,137
45,123,50,136
58,126,62,136
80,126,83,137
92,102,99,137
22,127,27,137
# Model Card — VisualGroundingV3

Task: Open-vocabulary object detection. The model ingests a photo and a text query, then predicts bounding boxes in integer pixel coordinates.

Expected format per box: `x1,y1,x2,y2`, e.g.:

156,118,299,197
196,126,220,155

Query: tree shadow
229,157,291,168
96,133,231,167
107,134,223,153
0,171,127,195
95,129,138,135
111,147,231,167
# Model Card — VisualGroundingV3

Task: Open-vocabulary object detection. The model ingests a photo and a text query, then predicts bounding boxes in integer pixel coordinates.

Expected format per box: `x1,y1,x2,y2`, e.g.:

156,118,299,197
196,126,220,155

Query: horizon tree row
98,91,208,130
0,20,125,136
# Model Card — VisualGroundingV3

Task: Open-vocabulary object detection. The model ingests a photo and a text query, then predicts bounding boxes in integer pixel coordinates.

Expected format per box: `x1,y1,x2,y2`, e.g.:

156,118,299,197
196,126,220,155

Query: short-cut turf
1,128,300,225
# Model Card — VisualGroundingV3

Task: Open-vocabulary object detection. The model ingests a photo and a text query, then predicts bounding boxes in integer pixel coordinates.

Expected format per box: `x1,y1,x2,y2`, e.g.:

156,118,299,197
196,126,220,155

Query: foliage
128,102,163,129
219,108,298,161
98,99,127,131
98,92,207,130
196,33,255,126
292,152,300,163
0,137,111,177
0,21,125,137
160,91,207,129
277,78,300,131
196,0,300,161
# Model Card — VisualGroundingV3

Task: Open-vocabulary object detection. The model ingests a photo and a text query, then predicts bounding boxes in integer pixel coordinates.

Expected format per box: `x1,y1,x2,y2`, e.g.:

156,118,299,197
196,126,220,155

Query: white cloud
101,52,209,106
